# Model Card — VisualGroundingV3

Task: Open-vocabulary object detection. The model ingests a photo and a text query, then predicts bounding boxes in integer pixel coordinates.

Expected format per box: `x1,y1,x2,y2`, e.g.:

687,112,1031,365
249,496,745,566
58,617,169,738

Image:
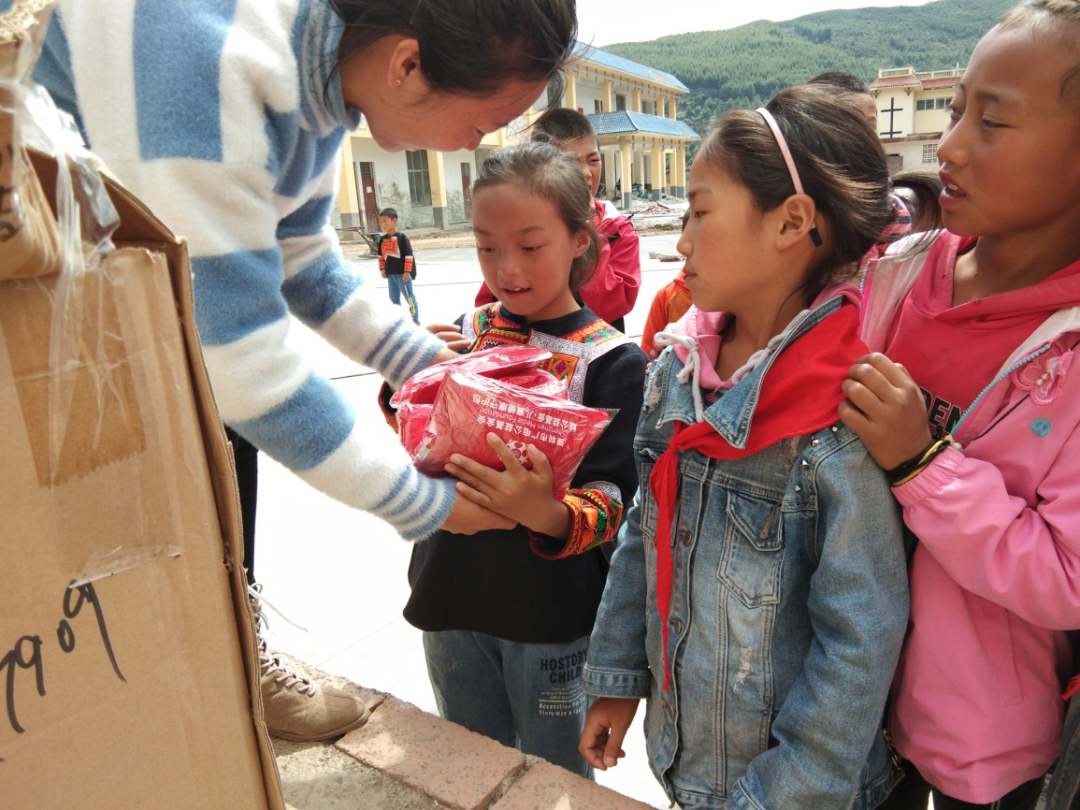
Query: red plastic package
391,345,555,408
392,346,568,459
413,371,613,498
395,368,566,461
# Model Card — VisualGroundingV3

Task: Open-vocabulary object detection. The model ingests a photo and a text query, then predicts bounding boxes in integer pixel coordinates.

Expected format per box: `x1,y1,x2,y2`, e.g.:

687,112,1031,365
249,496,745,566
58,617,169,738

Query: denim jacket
584,300,909,810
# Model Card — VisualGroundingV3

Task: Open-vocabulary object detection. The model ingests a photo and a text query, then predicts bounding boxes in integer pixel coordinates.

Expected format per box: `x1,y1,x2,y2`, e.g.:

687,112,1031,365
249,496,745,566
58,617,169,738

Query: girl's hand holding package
446,433,572,540
840,352,933,469
440,491,517,536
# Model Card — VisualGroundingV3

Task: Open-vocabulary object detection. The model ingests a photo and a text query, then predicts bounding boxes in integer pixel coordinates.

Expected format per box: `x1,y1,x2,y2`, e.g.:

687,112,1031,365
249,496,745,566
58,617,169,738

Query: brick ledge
269,657,654,810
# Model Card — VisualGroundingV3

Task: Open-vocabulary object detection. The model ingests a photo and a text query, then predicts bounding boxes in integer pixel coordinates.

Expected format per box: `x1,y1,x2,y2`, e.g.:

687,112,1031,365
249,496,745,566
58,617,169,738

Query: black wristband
884,438,937,482
886,435,954,486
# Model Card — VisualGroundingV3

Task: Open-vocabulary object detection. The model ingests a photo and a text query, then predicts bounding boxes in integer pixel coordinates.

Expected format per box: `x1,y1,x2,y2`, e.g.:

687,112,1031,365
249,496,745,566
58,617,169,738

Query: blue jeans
1046,691,1080,809
422,630,593,777
387,274,419,324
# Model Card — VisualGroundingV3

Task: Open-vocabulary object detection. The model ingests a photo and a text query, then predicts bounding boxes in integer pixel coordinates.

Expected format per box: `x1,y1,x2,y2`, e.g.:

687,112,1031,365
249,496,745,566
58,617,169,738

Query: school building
869,65,965,173
335,43,699,235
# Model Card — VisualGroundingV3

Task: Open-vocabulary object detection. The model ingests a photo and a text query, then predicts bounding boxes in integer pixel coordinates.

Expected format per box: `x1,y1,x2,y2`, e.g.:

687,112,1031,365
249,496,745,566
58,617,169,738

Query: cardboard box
0,3,284,806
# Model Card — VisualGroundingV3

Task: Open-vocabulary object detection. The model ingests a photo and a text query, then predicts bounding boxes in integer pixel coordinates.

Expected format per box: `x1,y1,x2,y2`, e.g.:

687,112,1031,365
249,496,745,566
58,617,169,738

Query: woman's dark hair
697,84,893,301
473,142,601,292
326,0,577,98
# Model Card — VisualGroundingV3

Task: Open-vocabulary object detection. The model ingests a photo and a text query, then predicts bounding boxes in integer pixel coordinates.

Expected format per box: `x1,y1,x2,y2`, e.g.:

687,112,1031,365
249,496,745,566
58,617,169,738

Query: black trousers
225,426,258,586
878,757,1045,810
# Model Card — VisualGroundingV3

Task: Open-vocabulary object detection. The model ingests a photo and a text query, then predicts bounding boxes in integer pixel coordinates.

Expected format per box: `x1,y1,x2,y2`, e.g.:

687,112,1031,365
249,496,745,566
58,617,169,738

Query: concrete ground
255,232,684,809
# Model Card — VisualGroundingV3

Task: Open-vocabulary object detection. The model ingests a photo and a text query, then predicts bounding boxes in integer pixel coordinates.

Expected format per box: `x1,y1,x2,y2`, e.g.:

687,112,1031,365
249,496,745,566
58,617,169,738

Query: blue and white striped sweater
19,0,455,540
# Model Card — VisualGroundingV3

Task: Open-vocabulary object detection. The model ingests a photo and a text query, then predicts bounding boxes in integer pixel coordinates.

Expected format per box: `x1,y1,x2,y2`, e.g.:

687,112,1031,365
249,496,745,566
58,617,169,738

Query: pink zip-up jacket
861,231,1080,803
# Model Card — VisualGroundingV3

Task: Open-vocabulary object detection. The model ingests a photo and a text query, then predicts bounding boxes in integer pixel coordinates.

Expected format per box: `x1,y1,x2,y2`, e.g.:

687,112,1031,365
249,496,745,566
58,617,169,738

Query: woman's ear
776,193,821,250
386,37,423,89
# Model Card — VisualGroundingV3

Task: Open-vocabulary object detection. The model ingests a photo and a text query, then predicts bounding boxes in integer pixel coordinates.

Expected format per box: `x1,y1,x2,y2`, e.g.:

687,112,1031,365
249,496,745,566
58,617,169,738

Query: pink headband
756,107,822,247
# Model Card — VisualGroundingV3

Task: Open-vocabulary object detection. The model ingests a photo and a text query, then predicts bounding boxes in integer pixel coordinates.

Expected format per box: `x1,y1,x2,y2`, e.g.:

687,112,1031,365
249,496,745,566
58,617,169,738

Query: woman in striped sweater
13,0,578,742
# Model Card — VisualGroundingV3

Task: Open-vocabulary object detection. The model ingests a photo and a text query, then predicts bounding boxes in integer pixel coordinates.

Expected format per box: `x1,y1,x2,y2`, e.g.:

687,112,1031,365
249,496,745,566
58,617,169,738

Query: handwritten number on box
2,583,125,738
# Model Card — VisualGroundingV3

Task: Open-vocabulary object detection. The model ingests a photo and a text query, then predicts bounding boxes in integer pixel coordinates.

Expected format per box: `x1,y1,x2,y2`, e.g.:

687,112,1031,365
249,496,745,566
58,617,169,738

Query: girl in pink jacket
840,2,1080,808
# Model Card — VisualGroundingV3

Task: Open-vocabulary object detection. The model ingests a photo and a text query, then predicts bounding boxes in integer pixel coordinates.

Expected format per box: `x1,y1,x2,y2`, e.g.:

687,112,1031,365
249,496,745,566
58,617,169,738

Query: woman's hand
839,353,932,469
441,493,517,535
445,433,572,539
426,322,470,353
579,697,638,771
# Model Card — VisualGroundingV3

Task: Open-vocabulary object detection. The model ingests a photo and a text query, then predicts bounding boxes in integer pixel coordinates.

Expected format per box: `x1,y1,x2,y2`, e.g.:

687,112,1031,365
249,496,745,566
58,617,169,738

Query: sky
576,0,938,46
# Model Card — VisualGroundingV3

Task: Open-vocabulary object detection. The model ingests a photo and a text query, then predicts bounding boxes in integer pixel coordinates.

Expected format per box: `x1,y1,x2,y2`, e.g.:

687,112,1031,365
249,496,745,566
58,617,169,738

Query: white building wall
346,141,479,231
913,106,952,135
576,86,604,114
875,89,918,137
442,149,479,226
881,139,940,173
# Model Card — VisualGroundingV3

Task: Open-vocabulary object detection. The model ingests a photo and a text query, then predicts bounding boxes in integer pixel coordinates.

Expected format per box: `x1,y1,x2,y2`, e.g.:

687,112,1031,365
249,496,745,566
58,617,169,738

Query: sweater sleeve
529,344,648,558
217,158,452,541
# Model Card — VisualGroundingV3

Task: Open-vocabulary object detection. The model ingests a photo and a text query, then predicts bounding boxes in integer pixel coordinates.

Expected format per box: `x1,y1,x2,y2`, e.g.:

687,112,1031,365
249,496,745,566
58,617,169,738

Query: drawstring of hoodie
653,332,705,422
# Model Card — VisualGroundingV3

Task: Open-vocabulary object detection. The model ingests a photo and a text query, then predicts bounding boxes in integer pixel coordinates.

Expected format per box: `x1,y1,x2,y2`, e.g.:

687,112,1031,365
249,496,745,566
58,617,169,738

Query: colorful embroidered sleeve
400,233,415,274
529,482,625,559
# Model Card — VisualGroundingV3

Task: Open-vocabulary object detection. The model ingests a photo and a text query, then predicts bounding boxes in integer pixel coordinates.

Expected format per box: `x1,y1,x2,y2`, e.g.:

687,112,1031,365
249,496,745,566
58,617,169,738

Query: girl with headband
578,85,909,809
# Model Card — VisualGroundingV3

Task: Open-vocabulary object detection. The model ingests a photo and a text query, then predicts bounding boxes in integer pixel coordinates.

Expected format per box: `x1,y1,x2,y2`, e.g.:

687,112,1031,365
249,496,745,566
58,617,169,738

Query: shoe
249,584,370,742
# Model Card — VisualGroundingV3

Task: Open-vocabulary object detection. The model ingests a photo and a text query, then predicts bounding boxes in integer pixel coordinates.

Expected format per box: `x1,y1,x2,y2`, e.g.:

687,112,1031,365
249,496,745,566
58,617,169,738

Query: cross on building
880,97,904,137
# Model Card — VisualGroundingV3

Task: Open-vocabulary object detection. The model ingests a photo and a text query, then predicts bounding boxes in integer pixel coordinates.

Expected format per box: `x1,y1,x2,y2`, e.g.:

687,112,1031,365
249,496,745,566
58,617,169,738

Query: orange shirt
640,269,691,356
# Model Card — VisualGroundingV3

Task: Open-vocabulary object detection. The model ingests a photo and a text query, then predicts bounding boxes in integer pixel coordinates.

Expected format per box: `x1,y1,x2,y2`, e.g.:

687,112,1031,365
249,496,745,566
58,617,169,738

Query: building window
922,143,937,163
406,150,432,207
594,99,602,114
918,97,953,111
615,93,626,111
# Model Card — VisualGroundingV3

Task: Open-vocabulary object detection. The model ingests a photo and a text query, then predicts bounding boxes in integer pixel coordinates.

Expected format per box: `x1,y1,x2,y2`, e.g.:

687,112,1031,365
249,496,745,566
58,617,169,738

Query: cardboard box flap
0,0,52,83
0,0,64,280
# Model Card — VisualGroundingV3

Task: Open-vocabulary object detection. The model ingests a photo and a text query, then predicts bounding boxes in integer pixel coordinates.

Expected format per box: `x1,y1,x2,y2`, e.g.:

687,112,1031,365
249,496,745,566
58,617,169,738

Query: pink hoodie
863,231,1080,803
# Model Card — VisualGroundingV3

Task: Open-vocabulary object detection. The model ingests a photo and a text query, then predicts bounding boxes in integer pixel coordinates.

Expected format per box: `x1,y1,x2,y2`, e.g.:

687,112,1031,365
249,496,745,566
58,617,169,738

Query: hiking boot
249,585,370,742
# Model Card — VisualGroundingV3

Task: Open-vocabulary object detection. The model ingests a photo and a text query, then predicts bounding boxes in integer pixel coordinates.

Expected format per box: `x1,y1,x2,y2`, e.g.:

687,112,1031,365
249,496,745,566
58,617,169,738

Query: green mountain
604,0,1014,144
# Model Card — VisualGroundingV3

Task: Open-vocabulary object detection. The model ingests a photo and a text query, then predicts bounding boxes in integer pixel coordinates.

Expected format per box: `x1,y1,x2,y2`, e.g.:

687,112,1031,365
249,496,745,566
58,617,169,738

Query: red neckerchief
650,303,867,691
